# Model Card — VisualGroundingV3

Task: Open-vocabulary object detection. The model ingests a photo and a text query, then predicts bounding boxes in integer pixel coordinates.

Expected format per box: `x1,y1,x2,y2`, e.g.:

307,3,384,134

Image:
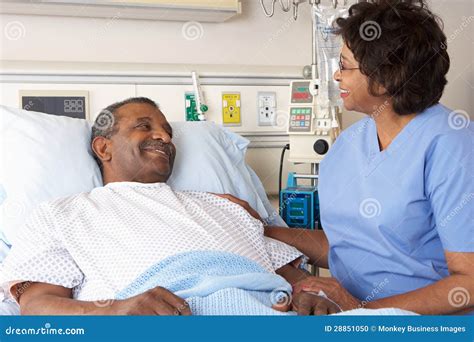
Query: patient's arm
265,227,329,268
17,282,191,315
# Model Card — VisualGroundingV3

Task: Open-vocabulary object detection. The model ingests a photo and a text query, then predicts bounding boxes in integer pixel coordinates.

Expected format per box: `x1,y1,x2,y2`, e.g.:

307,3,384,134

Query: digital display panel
291,81,313,104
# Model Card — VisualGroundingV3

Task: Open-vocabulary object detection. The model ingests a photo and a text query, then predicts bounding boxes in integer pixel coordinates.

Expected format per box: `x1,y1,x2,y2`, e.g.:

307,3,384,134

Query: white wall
428,0,474,117
1,0,472,195
0,0,312,65
339,0,474,128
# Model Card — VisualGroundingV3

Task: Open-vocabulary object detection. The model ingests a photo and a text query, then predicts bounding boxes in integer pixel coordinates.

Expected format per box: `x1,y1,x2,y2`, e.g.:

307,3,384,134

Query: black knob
313,139,329,155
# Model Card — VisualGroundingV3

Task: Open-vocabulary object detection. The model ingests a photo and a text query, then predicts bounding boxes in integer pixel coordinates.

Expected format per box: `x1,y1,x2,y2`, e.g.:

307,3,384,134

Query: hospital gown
0,182,302,302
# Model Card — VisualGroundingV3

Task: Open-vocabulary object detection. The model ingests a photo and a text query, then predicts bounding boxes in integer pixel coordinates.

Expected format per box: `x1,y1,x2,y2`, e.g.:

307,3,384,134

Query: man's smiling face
97,102,176,184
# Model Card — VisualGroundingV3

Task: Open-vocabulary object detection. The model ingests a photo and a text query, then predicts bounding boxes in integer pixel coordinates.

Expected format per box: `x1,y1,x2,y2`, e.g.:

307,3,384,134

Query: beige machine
287,80,341,163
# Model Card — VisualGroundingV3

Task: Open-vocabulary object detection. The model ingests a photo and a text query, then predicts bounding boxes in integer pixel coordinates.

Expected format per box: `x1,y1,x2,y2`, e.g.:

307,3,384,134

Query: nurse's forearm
276,263,310,286
264,227,329,268
365,274,474,315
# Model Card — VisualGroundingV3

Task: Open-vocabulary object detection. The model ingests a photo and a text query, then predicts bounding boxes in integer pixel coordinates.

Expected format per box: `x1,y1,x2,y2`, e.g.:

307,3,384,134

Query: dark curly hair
335,0,450,115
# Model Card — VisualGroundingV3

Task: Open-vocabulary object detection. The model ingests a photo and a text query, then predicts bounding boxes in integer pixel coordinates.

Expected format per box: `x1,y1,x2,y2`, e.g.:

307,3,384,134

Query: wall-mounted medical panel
222,92,241,126
18,90,90,120
0,83,135,121
136,85,291,134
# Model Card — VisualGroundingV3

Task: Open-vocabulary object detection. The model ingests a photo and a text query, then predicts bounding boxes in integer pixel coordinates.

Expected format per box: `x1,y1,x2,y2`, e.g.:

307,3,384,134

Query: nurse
266,0,473,314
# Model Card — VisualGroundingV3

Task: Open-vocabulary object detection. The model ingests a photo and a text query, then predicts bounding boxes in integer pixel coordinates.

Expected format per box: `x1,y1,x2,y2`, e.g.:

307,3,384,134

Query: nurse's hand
291,291,341,315
293,277,361,312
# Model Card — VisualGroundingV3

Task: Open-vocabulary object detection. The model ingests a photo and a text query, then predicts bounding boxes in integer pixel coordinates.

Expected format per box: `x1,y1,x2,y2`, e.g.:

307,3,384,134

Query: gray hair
91,97,159,171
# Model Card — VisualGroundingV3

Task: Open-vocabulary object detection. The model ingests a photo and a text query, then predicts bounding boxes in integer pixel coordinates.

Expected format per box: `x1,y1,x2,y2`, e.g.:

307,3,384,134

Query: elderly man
0,97,339,315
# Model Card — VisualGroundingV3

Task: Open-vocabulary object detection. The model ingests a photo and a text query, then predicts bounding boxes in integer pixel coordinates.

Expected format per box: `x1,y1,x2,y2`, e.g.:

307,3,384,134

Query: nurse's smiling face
93,102,176,184
334,44,388,115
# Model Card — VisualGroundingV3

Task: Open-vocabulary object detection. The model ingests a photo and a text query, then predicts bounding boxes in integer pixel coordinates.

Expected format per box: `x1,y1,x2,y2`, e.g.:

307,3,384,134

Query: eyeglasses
339,54,360,72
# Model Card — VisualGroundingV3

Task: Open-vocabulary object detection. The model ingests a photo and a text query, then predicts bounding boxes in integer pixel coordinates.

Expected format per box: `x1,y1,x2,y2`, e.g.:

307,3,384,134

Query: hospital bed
0,105,415,316
0,104,287,315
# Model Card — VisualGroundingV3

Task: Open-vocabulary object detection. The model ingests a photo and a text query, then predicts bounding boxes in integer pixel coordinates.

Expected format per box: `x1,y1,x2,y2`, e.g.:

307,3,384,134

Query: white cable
305,290,343,313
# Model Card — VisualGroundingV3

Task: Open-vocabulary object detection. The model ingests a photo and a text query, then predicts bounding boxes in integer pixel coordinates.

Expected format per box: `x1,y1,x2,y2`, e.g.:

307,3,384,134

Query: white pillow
0,105,281,247
0,106,102,245
167,122,268,220
217,124,286,227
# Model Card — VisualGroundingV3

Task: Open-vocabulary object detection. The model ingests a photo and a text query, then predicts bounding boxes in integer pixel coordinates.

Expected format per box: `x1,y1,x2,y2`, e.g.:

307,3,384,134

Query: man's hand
111,286,191,315
212,193,263,222
291,291,341,315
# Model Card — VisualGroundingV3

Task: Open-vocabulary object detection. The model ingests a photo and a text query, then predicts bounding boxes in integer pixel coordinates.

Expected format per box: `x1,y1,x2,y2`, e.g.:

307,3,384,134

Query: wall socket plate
222,92,241,126
257,91,276,126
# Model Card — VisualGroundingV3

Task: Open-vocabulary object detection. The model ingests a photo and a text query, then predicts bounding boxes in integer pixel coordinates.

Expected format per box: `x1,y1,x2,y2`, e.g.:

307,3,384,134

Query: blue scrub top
319,103,473,304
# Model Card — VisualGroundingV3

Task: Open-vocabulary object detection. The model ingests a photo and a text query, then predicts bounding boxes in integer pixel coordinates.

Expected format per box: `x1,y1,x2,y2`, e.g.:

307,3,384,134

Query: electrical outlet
257,92,276,126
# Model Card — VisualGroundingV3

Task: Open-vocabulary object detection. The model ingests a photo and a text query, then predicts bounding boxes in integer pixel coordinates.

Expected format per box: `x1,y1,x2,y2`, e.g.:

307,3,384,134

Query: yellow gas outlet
222,92,241,126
